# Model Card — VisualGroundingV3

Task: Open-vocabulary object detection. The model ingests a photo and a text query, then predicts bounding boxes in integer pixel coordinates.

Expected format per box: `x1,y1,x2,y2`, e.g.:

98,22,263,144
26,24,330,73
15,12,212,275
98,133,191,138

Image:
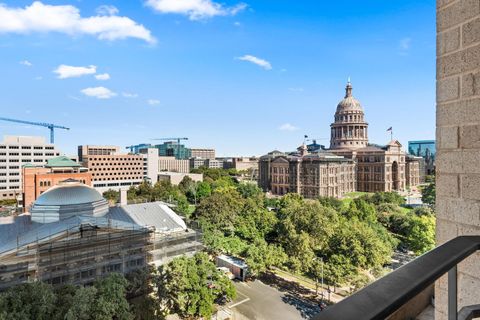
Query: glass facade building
155,142,192,160
408,140,435,175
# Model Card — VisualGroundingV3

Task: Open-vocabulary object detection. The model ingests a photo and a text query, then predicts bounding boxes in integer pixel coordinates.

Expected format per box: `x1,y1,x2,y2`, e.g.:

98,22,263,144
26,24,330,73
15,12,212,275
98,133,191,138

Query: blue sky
0,0,435,156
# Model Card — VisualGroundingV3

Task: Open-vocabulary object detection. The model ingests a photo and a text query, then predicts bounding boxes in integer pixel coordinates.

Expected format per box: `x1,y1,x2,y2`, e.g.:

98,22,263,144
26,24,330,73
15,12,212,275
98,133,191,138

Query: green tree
155,253,236,319
196,189,244,232
64,287,97,320
361,192,405,206
0,281,56,320
103,189,119,203
92,273,133,320
196,181,212,200
244,238,287,276
237,183,262,198
404,214,436,255
421,181,436,206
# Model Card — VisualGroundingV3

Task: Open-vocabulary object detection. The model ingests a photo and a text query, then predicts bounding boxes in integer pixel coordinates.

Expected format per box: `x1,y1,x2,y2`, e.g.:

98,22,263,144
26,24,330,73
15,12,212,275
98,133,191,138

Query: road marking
228,297,250,309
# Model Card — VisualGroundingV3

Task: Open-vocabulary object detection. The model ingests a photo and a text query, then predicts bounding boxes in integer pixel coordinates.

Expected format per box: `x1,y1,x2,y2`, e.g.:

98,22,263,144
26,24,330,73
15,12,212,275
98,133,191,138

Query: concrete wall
436,1,480,318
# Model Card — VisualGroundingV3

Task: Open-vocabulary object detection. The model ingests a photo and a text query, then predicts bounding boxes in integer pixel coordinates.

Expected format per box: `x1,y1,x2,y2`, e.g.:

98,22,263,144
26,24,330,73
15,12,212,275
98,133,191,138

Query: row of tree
195,180,435,290
0,253,235,320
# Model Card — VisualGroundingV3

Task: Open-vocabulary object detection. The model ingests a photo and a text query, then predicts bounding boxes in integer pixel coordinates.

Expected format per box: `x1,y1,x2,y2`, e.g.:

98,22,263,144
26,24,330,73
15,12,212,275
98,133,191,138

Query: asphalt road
229,280,321,320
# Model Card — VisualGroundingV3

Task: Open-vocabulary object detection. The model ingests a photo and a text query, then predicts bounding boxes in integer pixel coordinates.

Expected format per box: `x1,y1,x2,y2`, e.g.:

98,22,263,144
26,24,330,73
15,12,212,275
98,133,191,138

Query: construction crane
151,137,189,159
125,143,151,153
0,117,69,144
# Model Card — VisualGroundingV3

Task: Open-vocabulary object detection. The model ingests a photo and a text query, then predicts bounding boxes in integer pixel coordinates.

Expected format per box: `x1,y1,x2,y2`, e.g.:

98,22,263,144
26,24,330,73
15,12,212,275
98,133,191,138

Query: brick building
259,144,356,198
22,156,91,210
79,145,145,193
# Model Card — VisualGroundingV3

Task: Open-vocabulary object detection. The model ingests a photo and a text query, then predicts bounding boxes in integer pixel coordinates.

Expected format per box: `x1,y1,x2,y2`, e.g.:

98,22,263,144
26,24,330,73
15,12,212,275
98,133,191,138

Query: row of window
0,173,19,176
335,114,364,122
0,159,46,163
93,172,143,176
91,167,144,171
93,181,141,187
0,146,54,150
88,157,142,162
0,152,56,156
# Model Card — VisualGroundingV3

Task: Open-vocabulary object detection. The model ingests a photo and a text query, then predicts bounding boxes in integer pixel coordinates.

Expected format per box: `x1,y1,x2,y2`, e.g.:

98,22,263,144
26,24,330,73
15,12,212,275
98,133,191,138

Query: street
228,280,321,320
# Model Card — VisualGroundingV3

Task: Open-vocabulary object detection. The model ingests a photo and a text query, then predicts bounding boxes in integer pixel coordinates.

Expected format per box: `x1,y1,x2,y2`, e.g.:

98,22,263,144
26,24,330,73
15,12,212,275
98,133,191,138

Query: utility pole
321,257,324,302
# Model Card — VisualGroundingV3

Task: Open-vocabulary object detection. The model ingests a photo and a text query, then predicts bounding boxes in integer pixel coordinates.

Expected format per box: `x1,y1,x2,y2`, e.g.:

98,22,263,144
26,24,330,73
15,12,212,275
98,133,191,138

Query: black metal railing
313,236,480,320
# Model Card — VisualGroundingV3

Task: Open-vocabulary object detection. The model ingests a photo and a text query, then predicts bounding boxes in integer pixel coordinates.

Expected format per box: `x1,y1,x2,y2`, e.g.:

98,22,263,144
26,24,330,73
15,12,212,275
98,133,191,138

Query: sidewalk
261,268,346,304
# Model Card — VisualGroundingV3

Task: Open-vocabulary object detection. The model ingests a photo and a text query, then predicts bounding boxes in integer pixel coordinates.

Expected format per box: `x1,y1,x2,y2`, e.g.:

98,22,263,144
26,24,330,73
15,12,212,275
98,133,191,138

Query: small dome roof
31,180,109,223
336,81,363,113
35,181,104,206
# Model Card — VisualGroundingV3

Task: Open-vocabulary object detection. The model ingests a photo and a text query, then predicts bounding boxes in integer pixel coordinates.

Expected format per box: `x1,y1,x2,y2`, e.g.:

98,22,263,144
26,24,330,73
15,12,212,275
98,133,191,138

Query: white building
0,136,60,201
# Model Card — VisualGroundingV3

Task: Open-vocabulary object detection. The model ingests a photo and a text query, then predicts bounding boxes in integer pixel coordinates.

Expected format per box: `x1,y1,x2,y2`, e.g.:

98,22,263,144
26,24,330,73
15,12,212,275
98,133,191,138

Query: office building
155,142,191,160
0,136,60,201
190,148,215,160
79,145,146,193
158,156,190,173
189,158,224,170
78,145,119,162
408,140,435,176
157,172,203,185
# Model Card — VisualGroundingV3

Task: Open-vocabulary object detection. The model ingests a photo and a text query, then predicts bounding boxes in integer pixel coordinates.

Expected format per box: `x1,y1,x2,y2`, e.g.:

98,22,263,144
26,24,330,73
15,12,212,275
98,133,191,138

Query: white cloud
146,0,247,20
0,1,155,44
81,86,117,99
96,5,119,16
54,64,96,79
279,123,298,131
122,92,138,98
20,60,32,66
399,37,411,55
237,54,272,70
34,76,42,80
147,99,160,105
95,73,110,80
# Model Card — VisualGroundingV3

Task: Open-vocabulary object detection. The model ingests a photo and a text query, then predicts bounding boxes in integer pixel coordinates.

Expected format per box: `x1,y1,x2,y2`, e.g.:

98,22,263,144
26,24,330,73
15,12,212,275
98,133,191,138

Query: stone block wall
436,0,480,318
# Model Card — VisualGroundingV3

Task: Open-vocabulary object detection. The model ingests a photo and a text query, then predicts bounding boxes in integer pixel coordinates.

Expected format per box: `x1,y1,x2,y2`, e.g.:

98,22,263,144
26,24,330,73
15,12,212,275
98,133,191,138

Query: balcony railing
313,236,480,320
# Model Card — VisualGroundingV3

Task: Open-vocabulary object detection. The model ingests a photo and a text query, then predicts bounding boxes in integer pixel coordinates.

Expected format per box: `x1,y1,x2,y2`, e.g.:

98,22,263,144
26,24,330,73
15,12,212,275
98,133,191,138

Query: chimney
120,188,127,206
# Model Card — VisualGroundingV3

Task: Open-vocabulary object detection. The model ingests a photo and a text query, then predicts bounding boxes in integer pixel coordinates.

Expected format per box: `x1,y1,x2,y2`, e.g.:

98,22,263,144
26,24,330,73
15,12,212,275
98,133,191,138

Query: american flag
386,127,392,132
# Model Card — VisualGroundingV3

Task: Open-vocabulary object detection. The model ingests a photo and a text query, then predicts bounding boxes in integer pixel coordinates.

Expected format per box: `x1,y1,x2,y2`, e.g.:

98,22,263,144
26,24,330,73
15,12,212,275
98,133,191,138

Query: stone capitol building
259,81,421,198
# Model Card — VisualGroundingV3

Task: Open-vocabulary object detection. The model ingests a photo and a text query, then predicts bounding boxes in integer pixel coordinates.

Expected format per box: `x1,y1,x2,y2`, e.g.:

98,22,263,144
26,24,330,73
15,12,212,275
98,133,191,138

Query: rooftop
45,156,80,168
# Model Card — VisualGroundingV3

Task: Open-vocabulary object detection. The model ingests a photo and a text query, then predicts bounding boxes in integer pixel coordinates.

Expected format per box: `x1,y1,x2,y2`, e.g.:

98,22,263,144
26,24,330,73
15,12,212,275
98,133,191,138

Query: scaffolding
0,222,153,290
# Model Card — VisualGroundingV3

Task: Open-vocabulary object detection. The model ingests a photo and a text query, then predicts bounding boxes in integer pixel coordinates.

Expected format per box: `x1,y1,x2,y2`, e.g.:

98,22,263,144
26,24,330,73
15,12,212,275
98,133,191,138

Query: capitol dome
31,179,109,223
336,81,363,112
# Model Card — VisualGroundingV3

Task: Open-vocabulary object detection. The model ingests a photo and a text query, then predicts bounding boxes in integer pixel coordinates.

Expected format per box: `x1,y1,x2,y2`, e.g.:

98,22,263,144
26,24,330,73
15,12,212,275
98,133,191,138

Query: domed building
330,80,369,149
328,81,421,192
259,81,421,196
31,179,109,223
0,179,201,289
